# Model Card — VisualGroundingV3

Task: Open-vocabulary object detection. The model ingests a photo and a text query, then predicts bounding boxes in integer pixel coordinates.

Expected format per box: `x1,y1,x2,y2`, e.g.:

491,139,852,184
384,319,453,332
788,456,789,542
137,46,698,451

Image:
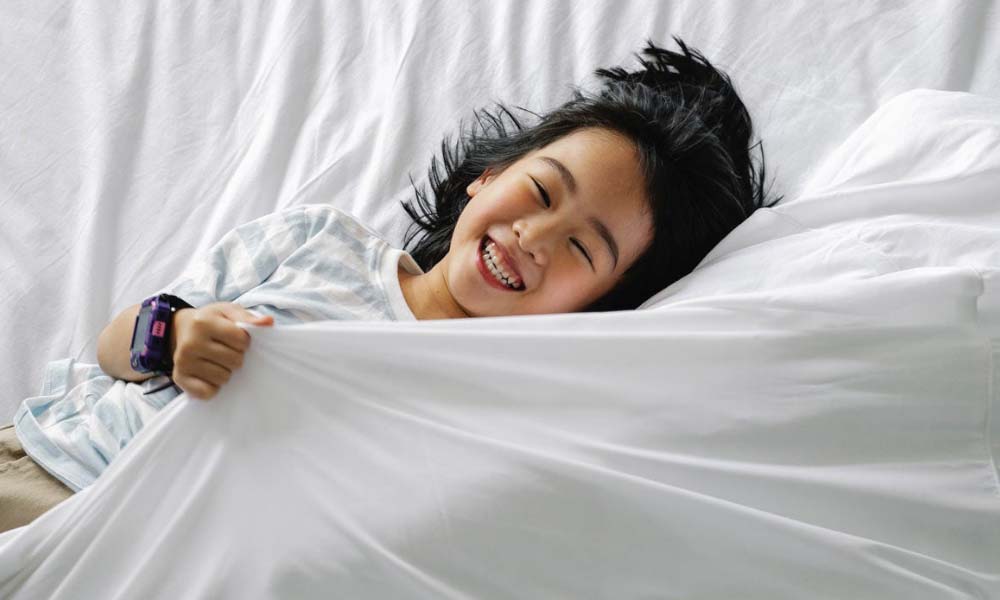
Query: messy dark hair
400,36,780,312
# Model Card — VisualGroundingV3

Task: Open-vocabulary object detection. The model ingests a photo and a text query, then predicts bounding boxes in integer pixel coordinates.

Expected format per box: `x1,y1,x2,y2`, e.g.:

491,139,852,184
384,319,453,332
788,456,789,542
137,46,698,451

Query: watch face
131,305,154,354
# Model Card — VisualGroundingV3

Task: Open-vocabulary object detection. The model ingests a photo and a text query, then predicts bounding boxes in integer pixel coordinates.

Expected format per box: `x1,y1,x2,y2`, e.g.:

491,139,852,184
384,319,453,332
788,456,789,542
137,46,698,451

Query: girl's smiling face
400,127,654,319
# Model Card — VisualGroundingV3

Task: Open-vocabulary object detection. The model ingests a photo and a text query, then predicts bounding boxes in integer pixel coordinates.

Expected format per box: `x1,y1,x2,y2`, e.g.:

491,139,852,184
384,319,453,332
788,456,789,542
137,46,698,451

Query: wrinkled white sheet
3,0,1000,419
1,90,998,598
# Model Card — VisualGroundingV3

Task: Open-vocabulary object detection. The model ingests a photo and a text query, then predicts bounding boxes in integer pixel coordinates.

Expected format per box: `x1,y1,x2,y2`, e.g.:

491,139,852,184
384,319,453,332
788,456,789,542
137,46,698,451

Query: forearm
97,303,157,382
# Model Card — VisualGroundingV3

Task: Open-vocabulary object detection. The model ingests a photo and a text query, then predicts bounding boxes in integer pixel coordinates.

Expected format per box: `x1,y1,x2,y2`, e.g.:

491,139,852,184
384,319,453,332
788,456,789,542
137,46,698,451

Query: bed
1,1,998,598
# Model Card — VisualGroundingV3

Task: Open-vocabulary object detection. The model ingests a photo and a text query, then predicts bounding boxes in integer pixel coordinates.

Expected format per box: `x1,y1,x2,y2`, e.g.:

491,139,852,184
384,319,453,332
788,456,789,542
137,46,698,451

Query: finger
246,310,274,326
184,308,249,352
204,318,252,353
220,303,273,325
174,374,218,401
198,340,245,372
188,358,232,388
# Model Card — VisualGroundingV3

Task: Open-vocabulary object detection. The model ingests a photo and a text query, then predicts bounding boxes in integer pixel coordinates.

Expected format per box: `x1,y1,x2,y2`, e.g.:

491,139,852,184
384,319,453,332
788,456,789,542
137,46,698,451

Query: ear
466,168,495,197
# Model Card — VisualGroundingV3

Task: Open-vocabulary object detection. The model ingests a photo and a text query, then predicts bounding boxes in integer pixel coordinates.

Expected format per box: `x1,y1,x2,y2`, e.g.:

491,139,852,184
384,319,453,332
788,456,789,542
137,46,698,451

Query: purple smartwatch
129,294,193,374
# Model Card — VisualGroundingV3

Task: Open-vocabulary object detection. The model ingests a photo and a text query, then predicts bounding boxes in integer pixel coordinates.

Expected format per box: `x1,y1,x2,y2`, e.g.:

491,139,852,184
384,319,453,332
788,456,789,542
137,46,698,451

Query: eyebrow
539,155,577,195
538,155,620,270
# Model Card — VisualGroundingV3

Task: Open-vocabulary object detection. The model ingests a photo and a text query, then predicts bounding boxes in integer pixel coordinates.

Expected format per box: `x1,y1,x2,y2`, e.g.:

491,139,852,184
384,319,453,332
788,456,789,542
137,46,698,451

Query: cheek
460,196,497,224
535,268,601,312
451,204,487,243
469,183,536,219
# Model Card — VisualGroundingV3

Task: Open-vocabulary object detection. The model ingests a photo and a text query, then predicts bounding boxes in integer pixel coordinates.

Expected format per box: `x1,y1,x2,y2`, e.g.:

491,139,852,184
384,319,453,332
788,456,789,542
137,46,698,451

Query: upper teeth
483,241,520,288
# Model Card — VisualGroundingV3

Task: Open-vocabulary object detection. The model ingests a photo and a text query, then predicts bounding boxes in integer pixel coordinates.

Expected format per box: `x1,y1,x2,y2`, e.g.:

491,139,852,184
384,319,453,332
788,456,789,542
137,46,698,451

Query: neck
399,263,471,320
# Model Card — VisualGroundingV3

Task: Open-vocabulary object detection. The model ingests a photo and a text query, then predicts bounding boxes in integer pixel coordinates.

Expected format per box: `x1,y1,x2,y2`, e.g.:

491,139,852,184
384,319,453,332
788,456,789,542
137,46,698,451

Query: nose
512,214,561,267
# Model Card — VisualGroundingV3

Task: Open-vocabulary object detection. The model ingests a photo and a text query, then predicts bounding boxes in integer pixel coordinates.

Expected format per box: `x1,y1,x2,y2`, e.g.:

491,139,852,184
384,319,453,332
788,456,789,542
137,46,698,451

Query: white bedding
1,89,998,598
2,0,999,417
2,1,1000,597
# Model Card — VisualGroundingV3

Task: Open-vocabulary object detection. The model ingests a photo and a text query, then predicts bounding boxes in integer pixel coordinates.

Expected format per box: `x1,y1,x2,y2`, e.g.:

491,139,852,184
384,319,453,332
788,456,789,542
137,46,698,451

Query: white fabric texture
13,205,421,492
3,0,1000,419
2,0,1000,596
0,89,998,598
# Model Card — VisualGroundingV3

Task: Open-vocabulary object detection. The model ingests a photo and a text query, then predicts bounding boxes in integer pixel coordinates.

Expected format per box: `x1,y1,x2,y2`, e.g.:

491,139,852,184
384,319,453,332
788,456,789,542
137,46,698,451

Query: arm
97,300,272,398
97,208,303,385
96,303,163,382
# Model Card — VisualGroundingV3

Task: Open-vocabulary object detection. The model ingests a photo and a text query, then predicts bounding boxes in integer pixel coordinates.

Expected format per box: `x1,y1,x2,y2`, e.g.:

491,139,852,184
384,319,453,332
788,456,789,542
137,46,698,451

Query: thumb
245,309,274,326
223,304,274,326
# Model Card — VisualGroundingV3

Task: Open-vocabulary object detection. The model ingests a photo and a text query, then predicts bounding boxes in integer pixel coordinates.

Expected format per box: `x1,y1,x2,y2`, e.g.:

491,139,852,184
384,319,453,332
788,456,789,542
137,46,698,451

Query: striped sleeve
157,206,313,307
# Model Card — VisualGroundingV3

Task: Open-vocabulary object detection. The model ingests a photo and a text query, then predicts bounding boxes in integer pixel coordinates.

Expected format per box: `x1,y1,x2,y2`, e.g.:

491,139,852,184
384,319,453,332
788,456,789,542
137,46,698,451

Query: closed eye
572,239,593,266
532,177,594,270
531,177,551,208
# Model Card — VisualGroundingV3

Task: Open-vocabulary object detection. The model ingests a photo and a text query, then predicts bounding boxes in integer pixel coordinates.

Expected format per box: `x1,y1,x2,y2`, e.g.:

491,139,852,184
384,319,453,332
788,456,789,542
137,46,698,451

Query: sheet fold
1,275,998,598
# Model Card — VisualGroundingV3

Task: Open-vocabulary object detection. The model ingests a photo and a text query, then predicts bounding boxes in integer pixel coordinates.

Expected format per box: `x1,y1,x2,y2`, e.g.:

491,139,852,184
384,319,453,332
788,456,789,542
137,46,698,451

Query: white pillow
640,89,1000,320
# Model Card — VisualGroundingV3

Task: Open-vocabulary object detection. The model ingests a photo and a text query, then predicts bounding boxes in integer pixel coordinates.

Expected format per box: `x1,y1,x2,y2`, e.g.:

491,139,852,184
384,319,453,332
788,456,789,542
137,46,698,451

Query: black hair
400,36,780,312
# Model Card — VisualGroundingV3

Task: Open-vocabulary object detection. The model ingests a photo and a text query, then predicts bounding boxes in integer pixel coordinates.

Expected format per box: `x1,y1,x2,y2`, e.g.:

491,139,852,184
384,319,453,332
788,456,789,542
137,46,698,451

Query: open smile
477,236,525,291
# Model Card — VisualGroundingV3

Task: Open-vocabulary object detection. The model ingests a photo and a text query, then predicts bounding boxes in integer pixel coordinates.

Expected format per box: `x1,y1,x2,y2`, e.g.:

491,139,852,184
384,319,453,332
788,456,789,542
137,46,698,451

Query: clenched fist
169,302,273,400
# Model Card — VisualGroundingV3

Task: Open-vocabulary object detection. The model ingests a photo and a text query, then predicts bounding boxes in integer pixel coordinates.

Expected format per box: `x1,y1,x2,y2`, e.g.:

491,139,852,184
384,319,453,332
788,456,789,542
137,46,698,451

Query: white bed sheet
2,2,1000,596
0,88,998,598
1,296,996,598
2,0,1000,417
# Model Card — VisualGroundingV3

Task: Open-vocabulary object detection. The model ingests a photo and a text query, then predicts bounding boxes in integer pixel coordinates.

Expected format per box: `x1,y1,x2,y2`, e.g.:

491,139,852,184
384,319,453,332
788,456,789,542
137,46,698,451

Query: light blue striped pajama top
14,204,422,492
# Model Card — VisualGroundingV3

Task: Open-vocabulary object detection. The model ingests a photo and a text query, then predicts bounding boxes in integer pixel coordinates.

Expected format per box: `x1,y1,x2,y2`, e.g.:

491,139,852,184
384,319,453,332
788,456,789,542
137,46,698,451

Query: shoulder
295,204,391,246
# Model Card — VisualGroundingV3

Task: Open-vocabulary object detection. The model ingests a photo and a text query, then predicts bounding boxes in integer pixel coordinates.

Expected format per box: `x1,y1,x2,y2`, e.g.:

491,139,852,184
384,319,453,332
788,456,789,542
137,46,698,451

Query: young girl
1,37,777,532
